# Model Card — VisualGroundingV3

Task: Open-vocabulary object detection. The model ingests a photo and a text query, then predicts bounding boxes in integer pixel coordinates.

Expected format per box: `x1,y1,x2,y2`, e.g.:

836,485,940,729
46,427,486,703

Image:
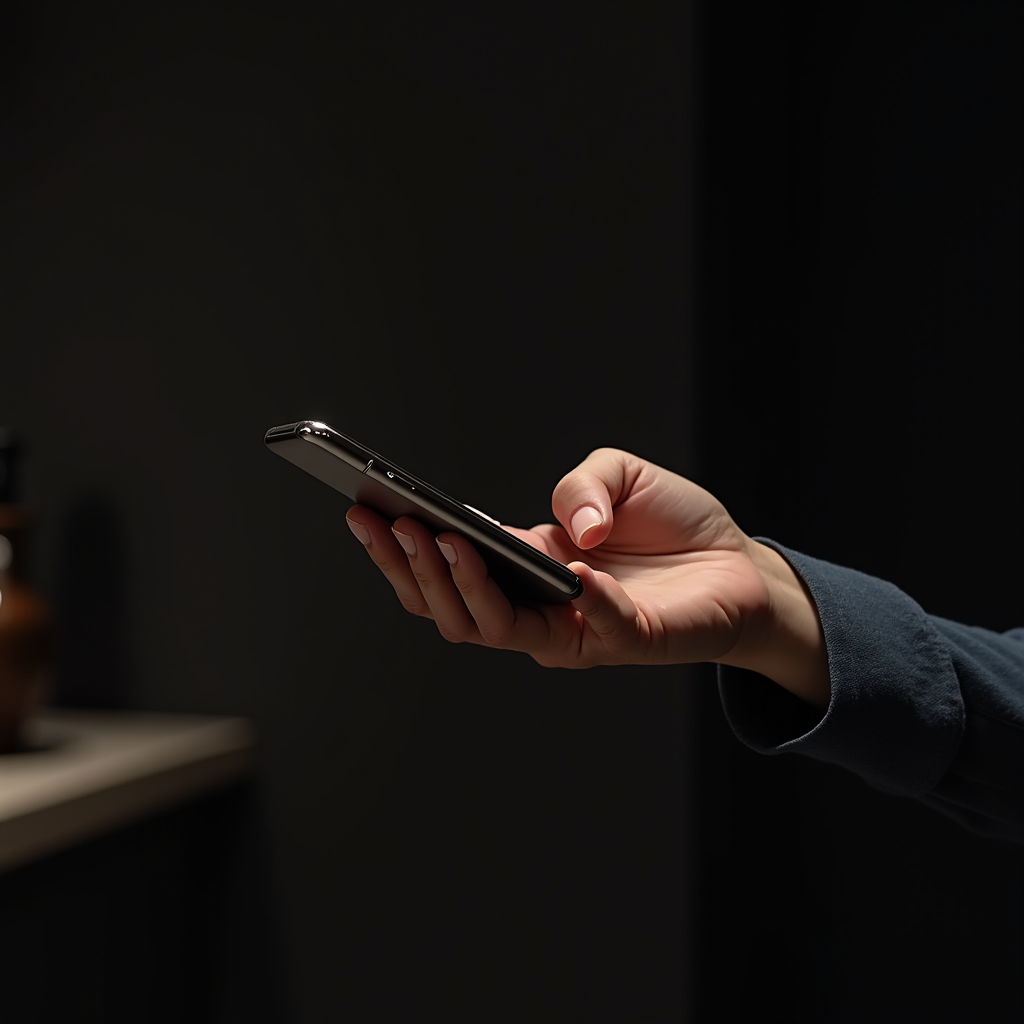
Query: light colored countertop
0,708,255,874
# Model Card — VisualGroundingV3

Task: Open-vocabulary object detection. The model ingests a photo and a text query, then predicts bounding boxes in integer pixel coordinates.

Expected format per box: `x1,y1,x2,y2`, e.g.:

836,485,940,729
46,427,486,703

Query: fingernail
347,518,371,545
437,540,457,565
570,505,603,546
392,528,416,556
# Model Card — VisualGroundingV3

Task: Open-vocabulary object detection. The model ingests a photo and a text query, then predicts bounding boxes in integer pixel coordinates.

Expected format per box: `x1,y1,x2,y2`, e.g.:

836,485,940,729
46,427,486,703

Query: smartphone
265,420,583,605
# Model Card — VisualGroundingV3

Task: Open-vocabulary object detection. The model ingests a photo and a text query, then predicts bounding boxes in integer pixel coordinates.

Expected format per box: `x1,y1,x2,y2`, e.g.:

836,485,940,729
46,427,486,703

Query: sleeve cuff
718,540,966,798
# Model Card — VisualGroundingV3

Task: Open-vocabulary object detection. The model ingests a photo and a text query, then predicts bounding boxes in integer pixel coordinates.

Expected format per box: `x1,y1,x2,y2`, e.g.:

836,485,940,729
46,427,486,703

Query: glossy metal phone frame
265,420,583,605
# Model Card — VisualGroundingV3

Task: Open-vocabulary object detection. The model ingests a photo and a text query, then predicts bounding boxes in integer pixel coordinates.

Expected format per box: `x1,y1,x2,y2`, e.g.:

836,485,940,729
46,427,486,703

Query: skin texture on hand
346,448,831,710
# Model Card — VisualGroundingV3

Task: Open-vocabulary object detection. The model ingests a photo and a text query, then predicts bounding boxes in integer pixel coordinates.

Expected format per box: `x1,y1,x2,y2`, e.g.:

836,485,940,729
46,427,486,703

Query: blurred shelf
0,708,255,874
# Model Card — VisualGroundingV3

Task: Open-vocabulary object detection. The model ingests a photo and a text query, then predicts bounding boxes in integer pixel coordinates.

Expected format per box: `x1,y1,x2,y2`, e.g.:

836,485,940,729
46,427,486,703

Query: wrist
723,540,831,710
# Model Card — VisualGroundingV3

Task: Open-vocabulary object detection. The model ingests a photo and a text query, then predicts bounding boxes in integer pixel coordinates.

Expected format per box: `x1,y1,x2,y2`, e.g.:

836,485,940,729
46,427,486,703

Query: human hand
346,448,829,706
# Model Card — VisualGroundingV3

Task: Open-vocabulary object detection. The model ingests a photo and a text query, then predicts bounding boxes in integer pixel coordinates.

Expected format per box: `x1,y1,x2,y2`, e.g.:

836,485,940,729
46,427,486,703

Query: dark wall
1,2,695,1022
2,2,1020,1023
695,2,1023,1022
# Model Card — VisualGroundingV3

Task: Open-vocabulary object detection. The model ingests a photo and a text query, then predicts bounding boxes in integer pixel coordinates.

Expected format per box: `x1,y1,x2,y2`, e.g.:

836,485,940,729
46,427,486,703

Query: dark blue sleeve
718,541,1024,843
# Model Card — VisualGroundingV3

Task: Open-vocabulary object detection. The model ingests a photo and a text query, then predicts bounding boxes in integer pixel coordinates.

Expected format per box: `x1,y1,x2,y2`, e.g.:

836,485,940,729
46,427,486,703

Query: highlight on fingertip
570,505,604,547
392,528,416,557
346,517,371,545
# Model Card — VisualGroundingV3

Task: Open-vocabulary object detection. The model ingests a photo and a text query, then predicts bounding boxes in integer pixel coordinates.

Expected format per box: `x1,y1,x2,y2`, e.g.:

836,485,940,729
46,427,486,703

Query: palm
506,471,768,666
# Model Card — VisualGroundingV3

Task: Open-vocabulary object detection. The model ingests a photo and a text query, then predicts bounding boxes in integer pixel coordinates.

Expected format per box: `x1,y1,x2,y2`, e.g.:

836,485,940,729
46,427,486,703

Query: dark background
0,2,1020,1022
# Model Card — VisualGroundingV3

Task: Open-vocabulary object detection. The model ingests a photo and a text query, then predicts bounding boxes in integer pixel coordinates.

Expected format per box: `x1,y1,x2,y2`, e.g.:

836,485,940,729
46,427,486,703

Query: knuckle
551,477,578,504
480,628,510,649
436,624,465,644
398,593,430,617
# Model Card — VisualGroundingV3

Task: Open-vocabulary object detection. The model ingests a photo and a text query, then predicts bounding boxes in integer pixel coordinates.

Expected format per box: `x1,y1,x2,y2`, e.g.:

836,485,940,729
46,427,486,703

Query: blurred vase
0,431,52,753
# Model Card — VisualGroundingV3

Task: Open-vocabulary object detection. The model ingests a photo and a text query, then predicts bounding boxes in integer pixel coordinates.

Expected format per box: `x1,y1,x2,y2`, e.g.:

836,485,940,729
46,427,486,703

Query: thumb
551,447,641,549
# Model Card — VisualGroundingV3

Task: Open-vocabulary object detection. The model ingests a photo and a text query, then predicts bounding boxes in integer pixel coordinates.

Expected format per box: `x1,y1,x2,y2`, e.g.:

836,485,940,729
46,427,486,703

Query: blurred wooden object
0,437,54,752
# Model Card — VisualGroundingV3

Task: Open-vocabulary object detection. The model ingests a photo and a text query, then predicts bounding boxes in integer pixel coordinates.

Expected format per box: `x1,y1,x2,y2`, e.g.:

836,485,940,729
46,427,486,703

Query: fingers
434,530,555,653
395,517,485,643
347,506,646,667
346,507,431,617
550,448,646,549
345,508,477,641
436,539,645,667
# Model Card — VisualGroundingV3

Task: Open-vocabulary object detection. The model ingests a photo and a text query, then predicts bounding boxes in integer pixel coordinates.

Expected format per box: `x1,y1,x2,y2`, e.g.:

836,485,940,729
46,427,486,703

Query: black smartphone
265,421,583,605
